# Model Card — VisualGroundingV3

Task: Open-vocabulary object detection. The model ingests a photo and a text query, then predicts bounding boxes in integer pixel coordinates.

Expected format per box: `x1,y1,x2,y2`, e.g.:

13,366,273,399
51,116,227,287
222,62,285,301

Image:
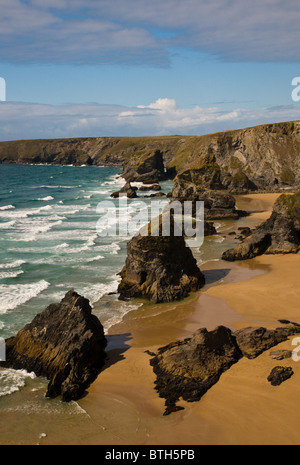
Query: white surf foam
0,369,36,397
36,196,54,201
0,270,24,279
0,205,15,211
0,260,26,269
0,220,16,229
0,280,50,313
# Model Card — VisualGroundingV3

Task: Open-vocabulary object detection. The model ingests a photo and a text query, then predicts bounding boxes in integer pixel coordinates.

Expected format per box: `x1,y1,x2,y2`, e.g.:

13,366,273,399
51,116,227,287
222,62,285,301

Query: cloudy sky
1,0,300,140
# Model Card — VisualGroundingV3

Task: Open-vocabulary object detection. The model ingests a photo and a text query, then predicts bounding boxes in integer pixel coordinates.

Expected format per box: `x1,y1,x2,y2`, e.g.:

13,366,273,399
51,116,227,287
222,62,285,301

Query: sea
0,162,249,444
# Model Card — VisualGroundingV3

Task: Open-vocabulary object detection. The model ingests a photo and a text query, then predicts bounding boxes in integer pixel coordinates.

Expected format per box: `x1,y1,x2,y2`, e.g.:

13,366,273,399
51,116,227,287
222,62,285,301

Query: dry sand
74,191,300,445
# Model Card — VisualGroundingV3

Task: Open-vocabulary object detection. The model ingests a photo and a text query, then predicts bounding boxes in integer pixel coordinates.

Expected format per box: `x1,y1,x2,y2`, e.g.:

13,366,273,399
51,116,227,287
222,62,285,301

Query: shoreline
1,190,299,445
74,191,300,446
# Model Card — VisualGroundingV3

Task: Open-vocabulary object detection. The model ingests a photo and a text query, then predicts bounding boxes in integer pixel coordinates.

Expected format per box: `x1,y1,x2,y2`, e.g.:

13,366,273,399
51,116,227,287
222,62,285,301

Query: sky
1,0,300,140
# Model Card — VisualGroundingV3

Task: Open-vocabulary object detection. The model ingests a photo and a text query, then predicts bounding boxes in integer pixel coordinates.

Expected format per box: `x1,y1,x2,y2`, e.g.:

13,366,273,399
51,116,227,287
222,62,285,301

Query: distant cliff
1,120,300,189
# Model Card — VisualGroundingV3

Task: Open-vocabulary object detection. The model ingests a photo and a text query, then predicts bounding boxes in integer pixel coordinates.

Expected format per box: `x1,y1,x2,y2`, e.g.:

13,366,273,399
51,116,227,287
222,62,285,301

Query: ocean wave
0,220,16,229
0,260,26,269
0,280,50,313
36,196,54,201
102,302,142,333
0,205,15,211
77,280,120,305
86,254,104,263
0,369,36,397
10,219,64,242
0,210,29,219
0,270,24,280
38,185,80,189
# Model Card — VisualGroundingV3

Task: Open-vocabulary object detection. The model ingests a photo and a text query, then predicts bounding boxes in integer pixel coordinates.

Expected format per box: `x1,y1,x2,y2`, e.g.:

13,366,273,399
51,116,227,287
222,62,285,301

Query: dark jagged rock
122,149,166,183
267,366,294,386
118,217,205,303
204,221,217,236
201,190,247,220
269,350,292,360
149,322,300,414
222,171,258,193
235,227,253,241
233,326,299,359
222,191,300,261
111,181,137,199
149,326,242,415
171,154,247,219
0,290,107,401
148,192,166,198
139,184,161,191
172,153,224,196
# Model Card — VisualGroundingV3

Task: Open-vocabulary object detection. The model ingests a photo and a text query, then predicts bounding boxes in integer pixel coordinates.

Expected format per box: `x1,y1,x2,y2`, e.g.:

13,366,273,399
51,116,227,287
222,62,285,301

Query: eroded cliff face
1,121,300,190
222,191,300,261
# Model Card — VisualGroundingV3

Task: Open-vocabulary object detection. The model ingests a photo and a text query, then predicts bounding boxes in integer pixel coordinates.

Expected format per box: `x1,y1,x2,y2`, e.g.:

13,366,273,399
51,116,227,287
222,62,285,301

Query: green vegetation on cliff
1,120,300,189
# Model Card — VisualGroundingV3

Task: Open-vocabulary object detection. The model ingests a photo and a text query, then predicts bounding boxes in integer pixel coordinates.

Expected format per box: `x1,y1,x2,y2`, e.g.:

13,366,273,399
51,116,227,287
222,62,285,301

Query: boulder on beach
149,321,300,414
0,290,107,401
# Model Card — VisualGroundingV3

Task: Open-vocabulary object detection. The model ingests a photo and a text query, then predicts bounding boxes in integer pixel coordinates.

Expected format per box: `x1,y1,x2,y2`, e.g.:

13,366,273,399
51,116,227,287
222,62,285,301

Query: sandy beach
72,191,300,446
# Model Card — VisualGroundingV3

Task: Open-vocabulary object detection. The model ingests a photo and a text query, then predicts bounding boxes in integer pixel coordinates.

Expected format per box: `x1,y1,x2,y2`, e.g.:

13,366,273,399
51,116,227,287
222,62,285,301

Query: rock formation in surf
118,215,205,303
122,149,167,183
0,290,107,402
171,153,248,219
110,181,137,198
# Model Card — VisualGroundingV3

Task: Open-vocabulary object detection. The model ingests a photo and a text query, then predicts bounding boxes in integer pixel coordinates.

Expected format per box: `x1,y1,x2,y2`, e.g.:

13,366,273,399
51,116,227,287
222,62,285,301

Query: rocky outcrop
267,366,294,386
173,186,246,220
222,191,300,261
1,121,300,191
118,218,205,303
222,171,258,193
234,326,297,359
150,326,242,415
171,153,247,219
111,181,137,198
0,290,107,401
149,322,300,414
122,149,166,183
172,153,224,195
139,184,161,191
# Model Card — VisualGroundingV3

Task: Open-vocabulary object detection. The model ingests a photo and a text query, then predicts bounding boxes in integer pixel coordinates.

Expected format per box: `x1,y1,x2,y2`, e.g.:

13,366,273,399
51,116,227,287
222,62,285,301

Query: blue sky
1,0,300,140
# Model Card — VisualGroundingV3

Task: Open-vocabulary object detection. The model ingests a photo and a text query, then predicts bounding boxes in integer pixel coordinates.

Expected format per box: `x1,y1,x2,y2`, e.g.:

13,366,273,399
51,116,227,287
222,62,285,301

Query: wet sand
74,191,300,446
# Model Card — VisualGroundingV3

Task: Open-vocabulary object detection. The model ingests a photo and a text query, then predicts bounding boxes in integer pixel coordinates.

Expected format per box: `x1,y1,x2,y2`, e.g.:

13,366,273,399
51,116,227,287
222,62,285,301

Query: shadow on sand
102,332,132,371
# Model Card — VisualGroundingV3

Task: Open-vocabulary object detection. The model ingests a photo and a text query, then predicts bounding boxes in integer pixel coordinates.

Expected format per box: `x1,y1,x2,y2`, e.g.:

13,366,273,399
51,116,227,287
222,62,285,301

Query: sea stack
0,290,107,401
118,215,205,303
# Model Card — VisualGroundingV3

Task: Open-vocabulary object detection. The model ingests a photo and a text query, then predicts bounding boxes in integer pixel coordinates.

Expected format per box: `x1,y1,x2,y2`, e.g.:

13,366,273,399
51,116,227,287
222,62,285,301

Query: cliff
1,120,300,190
222,191,300,261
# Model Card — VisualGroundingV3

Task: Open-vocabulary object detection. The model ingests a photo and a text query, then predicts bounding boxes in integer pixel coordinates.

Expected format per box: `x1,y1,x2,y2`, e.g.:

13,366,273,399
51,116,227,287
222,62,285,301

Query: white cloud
0,0,300,64
1,98,300,141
